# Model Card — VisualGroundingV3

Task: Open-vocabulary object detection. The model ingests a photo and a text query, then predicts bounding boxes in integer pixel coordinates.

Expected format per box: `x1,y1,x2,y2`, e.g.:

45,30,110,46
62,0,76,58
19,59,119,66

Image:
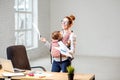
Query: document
2,72,24,77
14,68,25,72
32,23,41,39
55,41,72,58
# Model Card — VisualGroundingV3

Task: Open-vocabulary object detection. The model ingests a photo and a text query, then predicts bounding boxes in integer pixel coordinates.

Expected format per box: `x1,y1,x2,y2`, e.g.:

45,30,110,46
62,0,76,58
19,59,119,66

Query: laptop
0,58,14,72
0,58,25,77
0,58,25,72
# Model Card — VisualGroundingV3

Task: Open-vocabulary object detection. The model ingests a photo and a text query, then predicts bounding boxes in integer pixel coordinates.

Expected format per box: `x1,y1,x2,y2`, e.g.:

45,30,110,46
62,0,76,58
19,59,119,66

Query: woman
40,15,76,72
61,15,76,59
51,15,76,72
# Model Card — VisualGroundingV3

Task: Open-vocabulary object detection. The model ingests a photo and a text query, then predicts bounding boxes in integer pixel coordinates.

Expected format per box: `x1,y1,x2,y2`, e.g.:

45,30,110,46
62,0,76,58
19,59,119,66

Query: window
14,0,38,50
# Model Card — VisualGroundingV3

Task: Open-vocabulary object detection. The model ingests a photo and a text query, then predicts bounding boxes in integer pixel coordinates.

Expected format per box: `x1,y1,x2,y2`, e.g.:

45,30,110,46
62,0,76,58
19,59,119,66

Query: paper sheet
32,23,41,39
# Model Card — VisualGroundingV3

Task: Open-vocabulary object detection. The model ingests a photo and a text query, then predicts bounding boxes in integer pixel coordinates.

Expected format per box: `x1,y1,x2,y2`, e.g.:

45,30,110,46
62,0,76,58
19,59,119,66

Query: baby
50,31,64,58
41,31,65,58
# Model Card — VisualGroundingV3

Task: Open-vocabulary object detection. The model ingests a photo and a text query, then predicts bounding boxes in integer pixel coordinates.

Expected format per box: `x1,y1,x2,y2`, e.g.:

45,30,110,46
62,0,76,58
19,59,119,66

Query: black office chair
6,45,46,71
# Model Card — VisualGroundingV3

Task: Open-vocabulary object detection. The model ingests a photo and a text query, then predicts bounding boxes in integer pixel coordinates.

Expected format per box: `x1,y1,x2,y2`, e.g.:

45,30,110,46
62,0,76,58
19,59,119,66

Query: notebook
0,58,14,72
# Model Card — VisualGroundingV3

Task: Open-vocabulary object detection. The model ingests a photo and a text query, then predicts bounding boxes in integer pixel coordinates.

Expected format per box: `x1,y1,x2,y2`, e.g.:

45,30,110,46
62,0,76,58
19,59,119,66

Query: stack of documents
55,41,72,58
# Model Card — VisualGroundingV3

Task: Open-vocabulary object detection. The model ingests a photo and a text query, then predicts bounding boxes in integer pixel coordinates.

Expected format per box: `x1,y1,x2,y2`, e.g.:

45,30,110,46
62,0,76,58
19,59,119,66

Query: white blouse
62,31,76,56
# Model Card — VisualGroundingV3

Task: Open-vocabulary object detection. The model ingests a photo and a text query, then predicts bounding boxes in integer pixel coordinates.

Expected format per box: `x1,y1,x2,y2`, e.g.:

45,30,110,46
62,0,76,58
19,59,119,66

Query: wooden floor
30,55,120,80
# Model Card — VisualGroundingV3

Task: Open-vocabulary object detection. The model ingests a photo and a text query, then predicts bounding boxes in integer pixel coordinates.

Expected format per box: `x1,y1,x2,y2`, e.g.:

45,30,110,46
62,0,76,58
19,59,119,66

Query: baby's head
51,31,62,41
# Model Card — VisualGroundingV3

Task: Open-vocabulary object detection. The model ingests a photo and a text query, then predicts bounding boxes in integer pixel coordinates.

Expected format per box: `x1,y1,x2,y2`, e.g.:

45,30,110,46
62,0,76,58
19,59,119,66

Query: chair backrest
6,45,31,70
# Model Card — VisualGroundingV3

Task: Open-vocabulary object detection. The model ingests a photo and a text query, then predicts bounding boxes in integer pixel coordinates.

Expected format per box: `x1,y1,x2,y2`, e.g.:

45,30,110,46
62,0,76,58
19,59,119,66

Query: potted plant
67,65,75,80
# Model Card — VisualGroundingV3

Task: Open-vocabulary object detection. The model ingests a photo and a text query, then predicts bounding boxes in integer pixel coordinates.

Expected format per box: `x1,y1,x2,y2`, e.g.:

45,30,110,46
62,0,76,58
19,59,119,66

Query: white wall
50,0,120,57
0,0,120,59
28,0,50,60
0,0,50,60
0,0,15,58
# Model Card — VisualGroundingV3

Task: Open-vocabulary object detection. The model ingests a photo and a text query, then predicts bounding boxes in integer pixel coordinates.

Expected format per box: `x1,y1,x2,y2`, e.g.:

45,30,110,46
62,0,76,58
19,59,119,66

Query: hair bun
69,14,75,21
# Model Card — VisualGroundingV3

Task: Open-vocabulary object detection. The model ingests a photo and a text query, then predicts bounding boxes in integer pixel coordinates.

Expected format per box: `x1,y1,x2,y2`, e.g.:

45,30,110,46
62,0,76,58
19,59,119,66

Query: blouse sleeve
69,32,76,55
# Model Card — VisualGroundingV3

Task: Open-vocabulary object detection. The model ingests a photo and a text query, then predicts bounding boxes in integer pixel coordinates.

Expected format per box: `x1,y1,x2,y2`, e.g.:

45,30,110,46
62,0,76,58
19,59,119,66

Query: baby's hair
52,31,62,41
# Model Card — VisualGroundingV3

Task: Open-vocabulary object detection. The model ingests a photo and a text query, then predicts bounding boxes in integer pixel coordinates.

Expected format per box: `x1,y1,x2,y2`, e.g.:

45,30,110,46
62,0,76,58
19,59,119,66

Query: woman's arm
40,37,51,50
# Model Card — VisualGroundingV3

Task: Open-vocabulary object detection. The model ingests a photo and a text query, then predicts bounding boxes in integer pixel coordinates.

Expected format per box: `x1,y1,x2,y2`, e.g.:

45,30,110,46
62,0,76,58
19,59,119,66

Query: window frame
14,0,38,50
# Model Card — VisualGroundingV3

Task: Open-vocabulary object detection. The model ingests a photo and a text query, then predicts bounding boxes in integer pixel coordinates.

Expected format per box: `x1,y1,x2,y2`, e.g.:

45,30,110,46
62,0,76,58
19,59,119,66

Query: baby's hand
40,37,46,43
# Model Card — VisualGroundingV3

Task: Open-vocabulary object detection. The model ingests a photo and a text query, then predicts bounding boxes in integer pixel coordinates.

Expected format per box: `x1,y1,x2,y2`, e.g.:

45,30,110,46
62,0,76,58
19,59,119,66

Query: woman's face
61,18,69,30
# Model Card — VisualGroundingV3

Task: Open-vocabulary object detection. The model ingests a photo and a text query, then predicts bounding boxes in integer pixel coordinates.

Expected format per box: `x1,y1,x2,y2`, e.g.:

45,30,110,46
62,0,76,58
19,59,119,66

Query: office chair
6,45,46,71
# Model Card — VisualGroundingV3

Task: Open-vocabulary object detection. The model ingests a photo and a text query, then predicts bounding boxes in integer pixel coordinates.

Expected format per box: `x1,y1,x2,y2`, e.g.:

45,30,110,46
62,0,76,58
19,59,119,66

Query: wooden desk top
0,70,95,80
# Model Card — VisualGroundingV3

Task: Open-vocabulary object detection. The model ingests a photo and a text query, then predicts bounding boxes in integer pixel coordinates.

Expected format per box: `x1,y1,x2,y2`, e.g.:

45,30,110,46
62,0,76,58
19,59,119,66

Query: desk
0,70,95,80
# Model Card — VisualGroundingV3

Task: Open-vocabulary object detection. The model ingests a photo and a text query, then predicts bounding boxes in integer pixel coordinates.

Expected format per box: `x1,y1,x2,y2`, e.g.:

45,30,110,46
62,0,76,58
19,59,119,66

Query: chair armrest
31,66,46,72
